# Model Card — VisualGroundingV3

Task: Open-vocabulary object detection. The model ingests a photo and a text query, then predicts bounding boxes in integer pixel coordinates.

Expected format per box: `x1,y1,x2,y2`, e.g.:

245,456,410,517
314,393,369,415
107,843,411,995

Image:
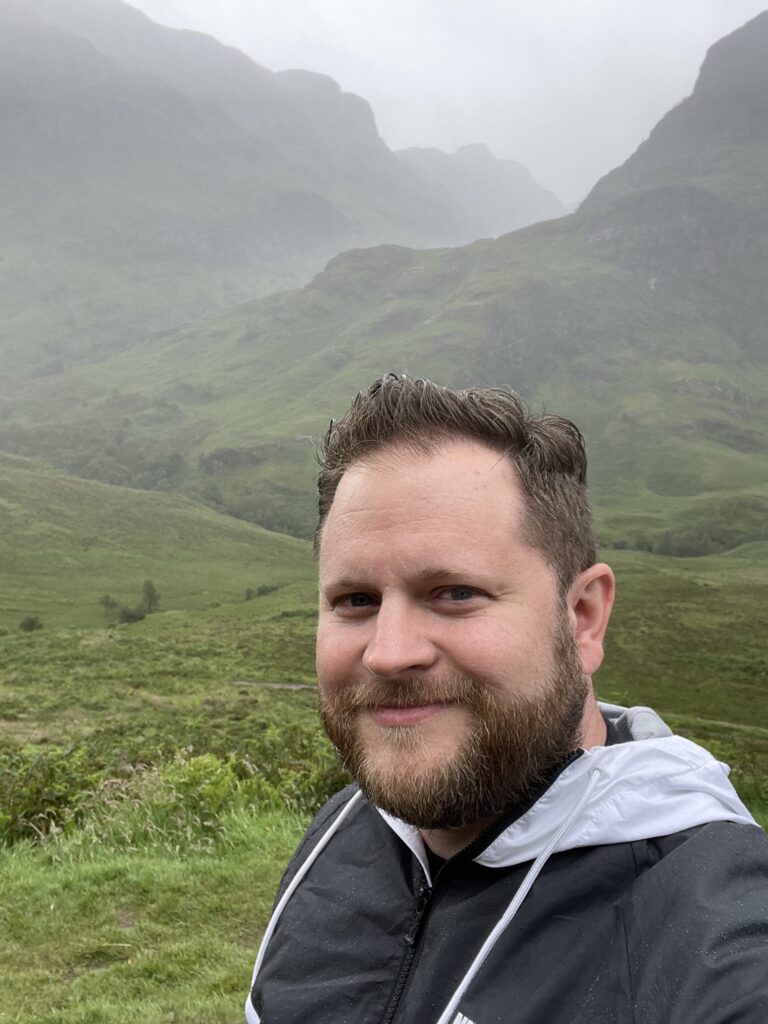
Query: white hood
378,703,757,882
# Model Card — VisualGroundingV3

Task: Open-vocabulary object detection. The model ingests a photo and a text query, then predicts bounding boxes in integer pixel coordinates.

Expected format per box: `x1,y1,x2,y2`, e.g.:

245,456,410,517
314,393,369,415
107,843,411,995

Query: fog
128,0,767,203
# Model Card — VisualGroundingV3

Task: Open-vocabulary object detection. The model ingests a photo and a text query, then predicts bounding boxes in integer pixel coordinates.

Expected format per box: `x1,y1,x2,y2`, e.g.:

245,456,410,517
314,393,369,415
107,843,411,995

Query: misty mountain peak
583,10,768,210
395,143,564,242
694,10,768,104
453,143,495,162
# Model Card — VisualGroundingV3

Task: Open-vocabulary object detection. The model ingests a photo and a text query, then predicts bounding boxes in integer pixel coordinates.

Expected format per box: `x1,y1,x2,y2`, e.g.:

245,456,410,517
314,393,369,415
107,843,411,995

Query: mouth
367,701,455,727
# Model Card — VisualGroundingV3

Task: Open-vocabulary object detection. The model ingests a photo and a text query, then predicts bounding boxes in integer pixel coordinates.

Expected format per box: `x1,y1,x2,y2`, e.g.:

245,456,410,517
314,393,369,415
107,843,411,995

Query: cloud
129,0,768,202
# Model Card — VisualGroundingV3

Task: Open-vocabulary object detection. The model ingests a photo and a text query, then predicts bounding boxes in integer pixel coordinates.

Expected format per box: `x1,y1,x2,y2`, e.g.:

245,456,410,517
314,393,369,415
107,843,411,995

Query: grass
0,592,343,1022
0,808,305,1024
0,603,318,743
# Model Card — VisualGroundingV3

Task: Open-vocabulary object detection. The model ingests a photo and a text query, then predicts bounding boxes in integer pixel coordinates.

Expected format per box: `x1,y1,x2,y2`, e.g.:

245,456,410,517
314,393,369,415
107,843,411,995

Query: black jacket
247,708,768,1024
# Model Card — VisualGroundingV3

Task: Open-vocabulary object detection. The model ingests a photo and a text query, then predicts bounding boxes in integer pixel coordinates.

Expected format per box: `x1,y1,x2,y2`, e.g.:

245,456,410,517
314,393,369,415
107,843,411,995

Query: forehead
319,440,533,573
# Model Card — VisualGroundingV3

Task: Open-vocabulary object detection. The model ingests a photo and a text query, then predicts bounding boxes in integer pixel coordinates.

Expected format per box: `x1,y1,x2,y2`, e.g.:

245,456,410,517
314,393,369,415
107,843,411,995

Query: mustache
321,676,483,712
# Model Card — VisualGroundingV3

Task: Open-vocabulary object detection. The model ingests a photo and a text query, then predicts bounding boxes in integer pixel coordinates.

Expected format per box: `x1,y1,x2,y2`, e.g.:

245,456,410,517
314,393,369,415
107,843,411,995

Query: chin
359,711,468,758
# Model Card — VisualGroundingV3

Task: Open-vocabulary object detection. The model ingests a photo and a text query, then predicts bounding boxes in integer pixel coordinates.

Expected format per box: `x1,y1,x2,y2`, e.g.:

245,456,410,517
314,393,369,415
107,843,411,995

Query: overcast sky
130,1,767,203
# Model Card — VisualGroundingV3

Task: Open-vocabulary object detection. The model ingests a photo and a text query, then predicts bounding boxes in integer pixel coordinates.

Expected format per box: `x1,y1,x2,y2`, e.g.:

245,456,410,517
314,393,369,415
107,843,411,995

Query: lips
367,702,454,727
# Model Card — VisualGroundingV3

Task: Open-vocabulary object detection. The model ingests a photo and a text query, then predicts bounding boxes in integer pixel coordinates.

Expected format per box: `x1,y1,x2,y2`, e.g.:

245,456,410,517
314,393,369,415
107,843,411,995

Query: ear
566,563,615,678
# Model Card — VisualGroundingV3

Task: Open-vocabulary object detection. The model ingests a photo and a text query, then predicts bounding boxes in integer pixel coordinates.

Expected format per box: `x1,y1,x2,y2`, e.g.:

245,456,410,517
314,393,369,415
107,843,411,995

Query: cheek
315,624,357,688
442,620,509,666
444,621,549,684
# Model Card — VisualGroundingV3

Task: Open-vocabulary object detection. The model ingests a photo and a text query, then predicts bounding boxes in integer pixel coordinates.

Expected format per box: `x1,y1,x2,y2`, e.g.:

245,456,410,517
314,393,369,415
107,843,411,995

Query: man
247,374,767,1024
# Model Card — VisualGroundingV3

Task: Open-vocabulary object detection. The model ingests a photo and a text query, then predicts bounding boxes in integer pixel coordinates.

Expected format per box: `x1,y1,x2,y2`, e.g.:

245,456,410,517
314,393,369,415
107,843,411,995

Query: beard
317,615,588,830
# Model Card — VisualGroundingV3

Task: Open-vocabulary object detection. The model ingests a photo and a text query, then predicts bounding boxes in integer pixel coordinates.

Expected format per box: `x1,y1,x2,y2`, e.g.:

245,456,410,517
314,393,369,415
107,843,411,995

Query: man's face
315,440,589,830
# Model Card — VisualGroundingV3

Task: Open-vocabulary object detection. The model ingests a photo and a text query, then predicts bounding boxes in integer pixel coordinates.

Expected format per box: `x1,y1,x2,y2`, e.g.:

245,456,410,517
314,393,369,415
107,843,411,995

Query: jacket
247,704,768,1024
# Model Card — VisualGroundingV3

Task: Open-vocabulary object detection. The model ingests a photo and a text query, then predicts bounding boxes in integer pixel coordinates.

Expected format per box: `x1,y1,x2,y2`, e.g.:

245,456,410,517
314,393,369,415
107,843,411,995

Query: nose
362,598,437,678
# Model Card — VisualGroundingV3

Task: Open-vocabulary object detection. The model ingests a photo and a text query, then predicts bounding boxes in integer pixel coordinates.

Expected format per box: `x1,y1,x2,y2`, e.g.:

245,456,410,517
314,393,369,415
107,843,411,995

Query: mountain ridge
0,0,560,383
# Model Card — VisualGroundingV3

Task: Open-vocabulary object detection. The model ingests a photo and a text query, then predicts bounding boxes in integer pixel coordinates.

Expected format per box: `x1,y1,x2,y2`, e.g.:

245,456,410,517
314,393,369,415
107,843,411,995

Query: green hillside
0,453,314,629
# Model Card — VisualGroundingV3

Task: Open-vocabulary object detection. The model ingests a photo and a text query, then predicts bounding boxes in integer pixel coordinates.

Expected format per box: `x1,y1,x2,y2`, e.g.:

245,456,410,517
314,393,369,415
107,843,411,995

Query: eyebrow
321,567,499,592
412,567,484,584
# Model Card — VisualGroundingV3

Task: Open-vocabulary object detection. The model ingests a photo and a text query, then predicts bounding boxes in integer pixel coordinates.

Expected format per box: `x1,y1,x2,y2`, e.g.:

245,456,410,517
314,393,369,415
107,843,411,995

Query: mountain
0,0,557,383
395,143,565,242
583,13,768,210
3,12,768,554
575,11,768,357
0,0,441,379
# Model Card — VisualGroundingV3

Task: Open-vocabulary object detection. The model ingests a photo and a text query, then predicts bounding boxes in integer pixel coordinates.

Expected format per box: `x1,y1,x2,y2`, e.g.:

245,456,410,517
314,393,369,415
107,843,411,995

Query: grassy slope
0,811,305,1024
599,546,768,794
0,454,314,629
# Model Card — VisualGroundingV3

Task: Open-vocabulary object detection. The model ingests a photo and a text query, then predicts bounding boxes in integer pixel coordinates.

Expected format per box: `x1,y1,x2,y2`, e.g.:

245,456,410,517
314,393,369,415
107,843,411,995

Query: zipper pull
404,882,431,945
415,883,430,914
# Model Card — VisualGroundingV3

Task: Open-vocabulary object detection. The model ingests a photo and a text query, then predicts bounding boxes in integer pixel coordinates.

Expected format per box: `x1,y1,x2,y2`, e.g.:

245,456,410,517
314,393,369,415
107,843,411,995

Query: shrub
99,594,119,622
118,605,146,624
51,754,290,854
19,616,43,632
142,579,160,613
245,585,279,600
0,745,100,843
0,724,349,849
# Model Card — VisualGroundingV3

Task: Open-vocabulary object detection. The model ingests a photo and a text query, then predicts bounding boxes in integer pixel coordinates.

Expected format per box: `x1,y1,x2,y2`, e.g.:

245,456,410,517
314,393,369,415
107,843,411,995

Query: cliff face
572,14,768,356
584,11,768,207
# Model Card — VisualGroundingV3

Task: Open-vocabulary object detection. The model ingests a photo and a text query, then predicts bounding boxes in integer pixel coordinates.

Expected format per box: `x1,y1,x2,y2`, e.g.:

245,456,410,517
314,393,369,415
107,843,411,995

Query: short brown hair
316,374,596,590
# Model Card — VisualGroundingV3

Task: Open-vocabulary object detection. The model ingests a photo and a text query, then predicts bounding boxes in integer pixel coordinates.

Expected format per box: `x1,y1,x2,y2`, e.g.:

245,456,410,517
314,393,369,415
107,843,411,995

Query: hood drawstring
246,790,365,1024
434,766,604,1024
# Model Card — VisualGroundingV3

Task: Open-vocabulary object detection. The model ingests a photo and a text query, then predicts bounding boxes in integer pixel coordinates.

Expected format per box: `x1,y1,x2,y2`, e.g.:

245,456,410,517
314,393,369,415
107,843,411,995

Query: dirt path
226,680,315,691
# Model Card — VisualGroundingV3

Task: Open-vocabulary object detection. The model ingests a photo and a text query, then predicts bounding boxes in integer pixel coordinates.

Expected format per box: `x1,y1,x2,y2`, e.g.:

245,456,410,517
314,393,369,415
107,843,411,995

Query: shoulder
275,784,367,898
645,818,768,884
629,820,768,919
624,822,768,1023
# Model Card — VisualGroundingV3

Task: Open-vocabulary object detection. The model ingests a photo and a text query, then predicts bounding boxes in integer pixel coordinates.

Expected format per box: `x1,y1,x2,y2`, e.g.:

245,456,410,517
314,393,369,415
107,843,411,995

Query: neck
420,687,606,860
420,818,494,860
580,688,608,748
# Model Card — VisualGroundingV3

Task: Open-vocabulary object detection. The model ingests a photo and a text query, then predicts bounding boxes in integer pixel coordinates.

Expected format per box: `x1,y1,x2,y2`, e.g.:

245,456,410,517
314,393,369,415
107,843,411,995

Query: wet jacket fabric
247,705,768,1024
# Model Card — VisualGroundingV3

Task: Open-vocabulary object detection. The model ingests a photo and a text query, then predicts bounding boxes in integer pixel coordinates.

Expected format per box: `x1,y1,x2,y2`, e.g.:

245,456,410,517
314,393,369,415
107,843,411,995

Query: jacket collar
377,706,756,882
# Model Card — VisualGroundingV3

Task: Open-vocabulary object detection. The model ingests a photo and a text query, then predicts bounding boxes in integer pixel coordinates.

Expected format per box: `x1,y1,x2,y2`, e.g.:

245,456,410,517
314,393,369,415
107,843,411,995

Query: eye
434,585,482,604
332,592,380,615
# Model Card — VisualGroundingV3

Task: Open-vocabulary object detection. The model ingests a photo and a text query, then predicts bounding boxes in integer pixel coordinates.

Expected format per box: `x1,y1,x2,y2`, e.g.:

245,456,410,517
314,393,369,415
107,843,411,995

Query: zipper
380,877,432,1024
